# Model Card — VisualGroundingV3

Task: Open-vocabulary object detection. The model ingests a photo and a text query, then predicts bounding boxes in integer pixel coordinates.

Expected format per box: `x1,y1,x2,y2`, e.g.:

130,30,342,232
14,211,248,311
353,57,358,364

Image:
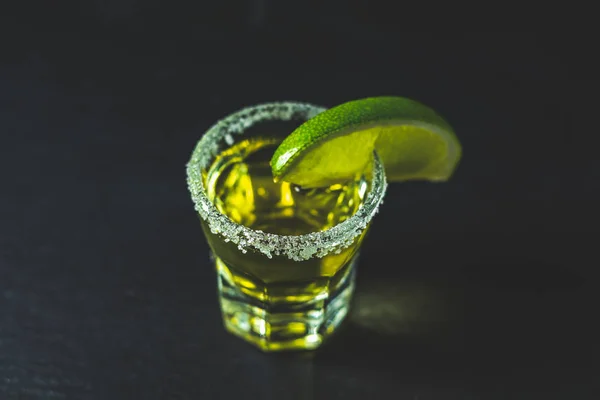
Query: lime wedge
271,96,462,188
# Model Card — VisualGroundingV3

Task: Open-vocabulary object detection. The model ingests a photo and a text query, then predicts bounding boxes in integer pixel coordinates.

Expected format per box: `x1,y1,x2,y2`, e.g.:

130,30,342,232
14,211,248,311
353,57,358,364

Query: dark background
1,2,599,399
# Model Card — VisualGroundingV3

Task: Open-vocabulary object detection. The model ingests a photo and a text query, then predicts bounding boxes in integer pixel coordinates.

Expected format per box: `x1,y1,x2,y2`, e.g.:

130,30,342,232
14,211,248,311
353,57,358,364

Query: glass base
215,256,357,352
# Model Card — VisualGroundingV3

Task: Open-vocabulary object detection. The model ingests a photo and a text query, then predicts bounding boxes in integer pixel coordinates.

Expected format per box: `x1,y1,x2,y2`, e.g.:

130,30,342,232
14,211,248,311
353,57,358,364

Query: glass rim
186,101,387,261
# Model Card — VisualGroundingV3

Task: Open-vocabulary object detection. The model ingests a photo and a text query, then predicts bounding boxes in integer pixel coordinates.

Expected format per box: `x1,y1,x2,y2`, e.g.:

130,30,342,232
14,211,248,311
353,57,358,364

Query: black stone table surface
1,4,598,399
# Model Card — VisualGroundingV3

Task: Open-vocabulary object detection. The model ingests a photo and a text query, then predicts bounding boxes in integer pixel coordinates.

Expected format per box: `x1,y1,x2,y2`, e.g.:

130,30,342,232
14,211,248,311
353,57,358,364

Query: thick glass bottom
215,255,357,352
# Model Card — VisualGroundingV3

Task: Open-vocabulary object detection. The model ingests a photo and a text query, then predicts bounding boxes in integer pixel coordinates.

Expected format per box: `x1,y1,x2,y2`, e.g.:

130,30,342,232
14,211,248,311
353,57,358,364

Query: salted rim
186,102,387,261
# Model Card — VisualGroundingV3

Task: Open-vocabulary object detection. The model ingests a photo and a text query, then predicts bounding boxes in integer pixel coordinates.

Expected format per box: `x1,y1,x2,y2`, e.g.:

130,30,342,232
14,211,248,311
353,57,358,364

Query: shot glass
186,102,387,351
